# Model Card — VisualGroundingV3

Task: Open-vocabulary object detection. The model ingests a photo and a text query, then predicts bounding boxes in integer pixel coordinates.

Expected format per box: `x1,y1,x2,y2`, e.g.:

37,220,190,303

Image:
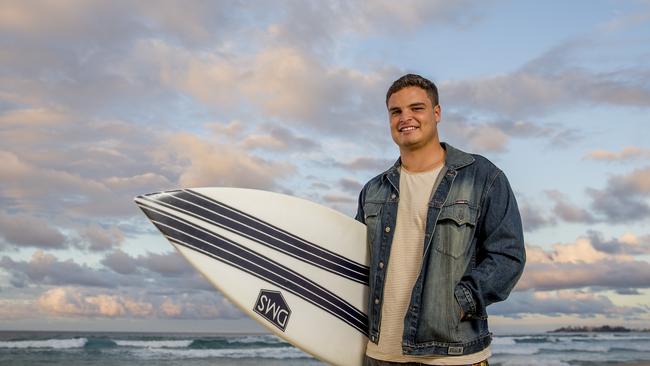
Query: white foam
129,346,309,359
0,338,87,349
113,340,193,348
491,336,516,345
228,334,285,344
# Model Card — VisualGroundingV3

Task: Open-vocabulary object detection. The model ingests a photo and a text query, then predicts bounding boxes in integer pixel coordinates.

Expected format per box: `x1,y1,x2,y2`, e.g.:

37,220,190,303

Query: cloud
439,114,581,153
545,190,597,224
154,43,391,134
0,251,124,288
0,150,111,212
322,194,356,204
537,167,650,225
0,298,39,319
101,250,193,277
241,124,320,152
158,295,241,319
136,251,194,277
337,157,394,172
0,107,69,127
518,200,557,232
36,287,242,320
442,39,650,118
0,211,67,249
0,1,263,115
37,287,154,318
253,1,486,56
439,115,509,152
0,112,175,219
584,146,650,162
156,131,294,189
0,246,213,294
587,165,650,223
339,178,363,193
587,231,650,256
79,224,124,252
101,249,139,275
517,233,650,292
491,289,646,318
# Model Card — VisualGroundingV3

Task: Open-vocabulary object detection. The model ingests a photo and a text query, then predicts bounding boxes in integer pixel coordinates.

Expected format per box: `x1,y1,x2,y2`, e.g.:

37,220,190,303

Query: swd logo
253,289,291,332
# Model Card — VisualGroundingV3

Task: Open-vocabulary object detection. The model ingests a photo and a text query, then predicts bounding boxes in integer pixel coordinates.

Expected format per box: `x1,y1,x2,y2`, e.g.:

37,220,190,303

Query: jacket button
391,193,396,199
379,261,384,269
374,298,380,304
384,226,391,233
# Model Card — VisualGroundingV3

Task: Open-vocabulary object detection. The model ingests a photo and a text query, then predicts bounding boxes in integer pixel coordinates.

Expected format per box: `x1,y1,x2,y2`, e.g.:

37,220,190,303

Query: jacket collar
383,142,474,181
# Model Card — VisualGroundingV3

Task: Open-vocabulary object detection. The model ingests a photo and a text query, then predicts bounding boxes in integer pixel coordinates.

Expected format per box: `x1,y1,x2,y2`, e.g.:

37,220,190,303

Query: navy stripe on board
185,189,369,275
150,189,369,283
141,189,369,285
136,202,368,336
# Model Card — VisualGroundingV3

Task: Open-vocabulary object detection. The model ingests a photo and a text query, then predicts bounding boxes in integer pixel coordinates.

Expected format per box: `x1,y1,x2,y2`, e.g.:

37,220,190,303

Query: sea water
1,331,649,365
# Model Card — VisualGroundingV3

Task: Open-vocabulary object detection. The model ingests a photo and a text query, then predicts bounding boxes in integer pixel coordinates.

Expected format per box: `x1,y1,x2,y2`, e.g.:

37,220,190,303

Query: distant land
548,325,650,333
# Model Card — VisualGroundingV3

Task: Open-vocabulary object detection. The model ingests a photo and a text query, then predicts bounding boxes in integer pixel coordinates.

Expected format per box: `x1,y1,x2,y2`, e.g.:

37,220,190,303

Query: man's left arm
455,170,526,320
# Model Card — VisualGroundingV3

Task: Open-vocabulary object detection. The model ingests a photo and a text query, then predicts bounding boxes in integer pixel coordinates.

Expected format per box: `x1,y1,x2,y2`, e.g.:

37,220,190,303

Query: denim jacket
355,142,525,356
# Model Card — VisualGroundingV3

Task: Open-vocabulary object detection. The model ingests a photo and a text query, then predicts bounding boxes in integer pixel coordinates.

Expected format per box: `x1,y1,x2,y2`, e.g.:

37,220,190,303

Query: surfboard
134,188,369,366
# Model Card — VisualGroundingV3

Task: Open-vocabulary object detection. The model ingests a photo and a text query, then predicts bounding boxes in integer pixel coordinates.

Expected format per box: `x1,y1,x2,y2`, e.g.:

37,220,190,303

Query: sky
0,0,649,334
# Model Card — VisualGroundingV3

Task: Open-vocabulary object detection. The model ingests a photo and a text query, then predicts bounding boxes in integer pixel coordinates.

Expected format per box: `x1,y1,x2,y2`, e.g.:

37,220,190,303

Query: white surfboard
134,188,369,366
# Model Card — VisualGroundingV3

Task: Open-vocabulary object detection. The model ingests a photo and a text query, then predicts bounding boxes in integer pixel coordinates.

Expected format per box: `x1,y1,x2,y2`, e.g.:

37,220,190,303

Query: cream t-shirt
365,165,491,365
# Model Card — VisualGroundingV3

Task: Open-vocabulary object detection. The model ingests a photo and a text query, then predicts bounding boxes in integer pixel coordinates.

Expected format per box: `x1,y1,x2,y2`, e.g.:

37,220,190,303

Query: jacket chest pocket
363,202,382,250
433,202,478,258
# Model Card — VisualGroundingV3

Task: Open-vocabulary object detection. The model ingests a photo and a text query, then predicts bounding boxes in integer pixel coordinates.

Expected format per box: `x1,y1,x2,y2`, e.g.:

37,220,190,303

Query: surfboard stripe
136,202,368,336
141,189,369,284
174,189,369,281
142,205,368,335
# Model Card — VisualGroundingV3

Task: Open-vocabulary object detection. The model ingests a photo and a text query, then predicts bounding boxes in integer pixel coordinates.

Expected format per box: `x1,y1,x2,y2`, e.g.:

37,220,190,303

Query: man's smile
399,125,419,133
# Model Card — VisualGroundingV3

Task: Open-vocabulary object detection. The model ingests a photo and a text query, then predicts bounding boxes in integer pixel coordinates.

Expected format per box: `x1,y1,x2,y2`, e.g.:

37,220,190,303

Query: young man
356,74,525,365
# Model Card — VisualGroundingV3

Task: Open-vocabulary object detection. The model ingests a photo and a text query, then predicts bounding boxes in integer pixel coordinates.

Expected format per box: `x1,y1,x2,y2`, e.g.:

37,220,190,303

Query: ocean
1,331,649,366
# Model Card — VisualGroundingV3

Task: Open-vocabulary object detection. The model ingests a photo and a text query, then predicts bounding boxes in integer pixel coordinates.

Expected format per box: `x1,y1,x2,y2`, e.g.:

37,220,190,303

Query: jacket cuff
454,283,476,319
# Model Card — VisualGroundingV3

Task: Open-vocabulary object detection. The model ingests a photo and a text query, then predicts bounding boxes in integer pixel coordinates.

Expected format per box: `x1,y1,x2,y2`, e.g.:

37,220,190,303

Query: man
355,74,525,365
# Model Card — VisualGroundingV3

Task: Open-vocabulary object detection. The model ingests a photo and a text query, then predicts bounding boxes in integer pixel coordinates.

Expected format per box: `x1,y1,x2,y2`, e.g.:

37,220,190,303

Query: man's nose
399,111,413,123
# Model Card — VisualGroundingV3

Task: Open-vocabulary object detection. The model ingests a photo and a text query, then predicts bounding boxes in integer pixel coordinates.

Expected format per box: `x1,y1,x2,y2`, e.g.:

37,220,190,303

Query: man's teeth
400,126,417,132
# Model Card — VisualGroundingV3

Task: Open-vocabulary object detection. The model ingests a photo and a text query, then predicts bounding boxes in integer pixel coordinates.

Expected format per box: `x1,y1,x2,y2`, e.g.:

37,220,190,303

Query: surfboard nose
134,189,183,204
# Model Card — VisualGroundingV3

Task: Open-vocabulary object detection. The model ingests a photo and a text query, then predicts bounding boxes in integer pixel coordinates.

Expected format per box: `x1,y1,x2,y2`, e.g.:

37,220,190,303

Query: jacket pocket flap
438,203,477,226
363,202,382,219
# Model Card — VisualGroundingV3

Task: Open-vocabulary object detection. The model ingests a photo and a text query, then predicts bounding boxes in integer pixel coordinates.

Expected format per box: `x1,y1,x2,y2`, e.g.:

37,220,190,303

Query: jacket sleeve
354,186,366,224
454,170,526,319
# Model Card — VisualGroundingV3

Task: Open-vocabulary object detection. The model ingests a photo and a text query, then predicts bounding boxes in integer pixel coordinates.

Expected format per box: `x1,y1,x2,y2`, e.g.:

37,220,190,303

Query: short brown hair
386,74,439,106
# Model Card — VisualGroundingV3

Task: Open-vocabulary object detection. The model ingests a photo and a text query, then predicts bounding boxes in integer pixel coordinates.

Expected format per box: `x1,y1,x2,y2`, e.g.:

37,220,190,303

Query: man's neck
400,141,445,173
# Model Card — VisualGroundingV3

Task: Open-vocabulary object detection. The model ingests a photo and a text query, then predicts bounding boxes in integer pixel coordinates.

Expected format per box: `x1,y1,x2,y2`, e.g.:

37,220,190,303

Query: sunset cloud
491,289,646,318
33,286,242,320
79,224,124,252
588,165,650,223
518,233,650,292
157,132,294,189
37,287,154,318
584,146,650,162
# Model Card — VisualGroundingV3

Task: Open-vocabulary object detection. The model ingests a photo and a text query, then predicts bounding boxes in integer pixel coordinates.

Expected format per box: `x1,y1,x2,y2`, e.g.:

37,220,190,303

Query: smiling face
387,86,441,153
